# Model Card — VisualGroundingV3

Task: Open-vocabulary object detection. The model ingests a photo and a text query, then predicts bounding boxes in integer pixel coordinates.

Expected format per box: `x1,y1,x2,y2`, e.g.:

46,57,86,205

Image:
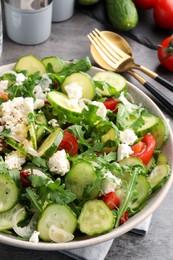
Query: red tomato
103,98,119,113
20,170,31,187
120,210,129,225
158,36,173,72
58,131,78,156
101,192,120,210
153,0,173,29
131,133,156,165
133,0,157,9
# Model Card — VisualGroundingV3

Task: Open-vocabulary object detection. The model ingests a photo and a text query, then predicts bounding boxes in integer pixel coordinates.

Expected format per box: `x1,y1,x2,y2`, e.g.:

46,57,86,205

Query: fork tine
94,28,130,59
87,33,120,70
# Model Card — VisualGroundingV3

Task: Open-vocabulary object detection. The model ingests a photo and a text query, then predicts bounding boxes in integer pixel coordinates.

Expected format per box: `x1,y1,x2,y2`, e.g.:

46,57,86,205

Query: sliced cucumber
35,112,48,144
41,56,66,73
37,204,77,242
38,127,63,159
156,152,168,165
61,72,95,100
147,164,170,192
65,161,99,200
128,175,150,210
0,204,26,231
93,71,126,97
28,120,37,151
151,118,169,149
101,127,119,153
119,157,147,175
78,199,115,236
5,137,31,158
14,54,46,75
136,114,159,136
0,174,19,213
47,91,83,114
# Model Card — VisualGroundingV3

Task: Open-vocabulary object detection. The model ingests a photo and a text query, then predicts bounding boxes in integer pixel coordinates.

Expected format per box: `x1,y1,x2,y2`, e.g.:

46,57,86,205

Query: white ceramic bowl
0,64,172,250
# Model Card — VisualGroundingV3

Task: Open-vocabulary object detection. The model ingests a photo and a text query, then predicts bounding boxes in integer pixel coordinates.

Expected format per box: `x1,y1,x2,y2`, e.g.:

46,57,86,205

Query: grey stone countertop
0,8,173,260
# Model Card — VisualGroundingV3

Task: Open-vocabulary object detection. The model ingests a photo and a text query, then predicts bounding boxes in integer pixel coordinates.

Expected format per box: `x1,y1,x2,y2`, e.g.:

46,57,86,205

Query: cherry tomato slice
20,170,31,187
103,98,119,113
58,131,78,156
101,192,120,210
0,93,8,102
120,210,129,225
131,133,156,165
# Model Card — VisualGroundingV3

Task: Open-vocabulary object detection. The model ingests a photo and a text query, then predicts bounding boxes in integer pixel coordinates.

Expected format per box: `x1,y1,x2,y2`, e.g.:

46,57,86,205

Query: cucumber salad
0,54,170,243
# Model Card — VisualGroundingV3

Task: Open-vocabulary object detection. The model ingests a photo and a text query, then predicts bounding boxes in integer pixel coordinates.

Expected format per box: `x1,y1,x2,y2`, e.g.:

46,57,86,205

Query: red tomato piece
158,36,173,72
153,0,173,29
58,131,78,156
131,133,156,165
20,170,31,187
103,98,119,113
101,192,120,210
0,93,8,102
120,210,129,225
133,0,157,9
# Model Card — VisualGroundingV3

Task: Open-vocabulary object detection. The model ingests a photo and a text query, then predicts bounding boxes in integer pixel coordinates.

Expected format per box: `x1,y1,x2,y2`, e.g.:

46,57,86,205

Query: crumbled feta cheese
29,230,40,243
91,101,107,119
47,149,70,176
120,129,138,145
5,151,26,170
48,119,59,128
34,99,45,109
101,170,121,194
33,74,52,101
117,143,134,161
0,97,34,138
0,80,8,92
64,83,83,100
15,73,27,85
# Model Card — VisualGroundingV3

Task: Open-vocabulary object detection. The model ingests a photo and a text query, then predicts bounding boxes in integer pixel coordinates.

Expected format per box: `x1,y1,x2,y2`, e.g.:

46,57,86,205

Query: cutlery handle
155,75,173,92
128,70,173,116
137,65,173,92
143,81,173,116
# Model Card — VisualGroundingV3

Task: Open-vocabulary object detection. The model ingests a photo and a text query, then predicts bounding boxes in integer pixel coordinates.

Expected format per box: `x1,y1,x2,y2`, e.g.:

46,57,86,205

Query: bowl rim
0,63,172,250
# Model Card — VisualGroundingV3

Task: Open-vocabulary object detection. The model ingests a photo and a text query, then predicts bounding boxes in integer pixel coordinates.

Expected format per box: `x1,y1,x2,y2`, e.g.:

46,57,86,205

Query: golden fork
88,29,173,92
87,30,173,115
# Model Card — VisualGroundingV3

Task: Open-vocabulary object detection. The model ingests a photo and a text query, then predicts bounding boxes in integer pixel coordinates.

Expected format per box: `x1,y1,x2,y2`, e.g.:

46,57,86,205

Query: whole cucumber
106,0,138,31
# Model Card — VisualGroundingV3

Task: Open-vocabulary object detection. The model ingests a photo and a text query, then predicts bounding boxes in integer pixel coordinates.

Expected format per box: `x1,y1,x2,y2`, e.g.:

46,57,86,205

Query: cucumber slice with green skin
148,164,170,192
93,71,126,97
38,127,63,159
151,118,169,149
128,175,151,210
0,174,19,213
156,152,168,165
119,157,147,175
0,204,26,231
41,56,66,73
61,72,95,100
37,204,77,242
35,113,48,144
135,114,159,136
65,161,99,200
14,54,46,76
78,199,115,236
47,91,83,114
5,137,31,159
28,120,37,151
101,127,119,153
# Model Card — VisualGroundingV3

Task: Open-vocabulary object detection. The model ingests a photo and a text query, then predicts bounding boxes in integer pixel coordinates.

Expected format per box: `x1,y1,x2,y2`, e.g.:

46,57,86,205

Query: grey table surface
0,7,173,260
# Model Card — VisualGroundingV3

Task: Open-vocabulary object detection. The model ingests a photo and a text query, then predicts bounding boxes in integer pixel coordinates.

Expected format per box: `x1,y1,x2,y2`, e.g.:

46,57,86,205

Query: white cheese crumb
33,74,52,101
15,73,27,85
91,101,107,119
0,80,8,92
5,151,26,170
117,143,134,161
34,99,45,109
0,97,34,138
120,129,138,145
64,82,83,100
101,170,121,194
48,119,59,128
29,230,40,243
47,149,70,176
